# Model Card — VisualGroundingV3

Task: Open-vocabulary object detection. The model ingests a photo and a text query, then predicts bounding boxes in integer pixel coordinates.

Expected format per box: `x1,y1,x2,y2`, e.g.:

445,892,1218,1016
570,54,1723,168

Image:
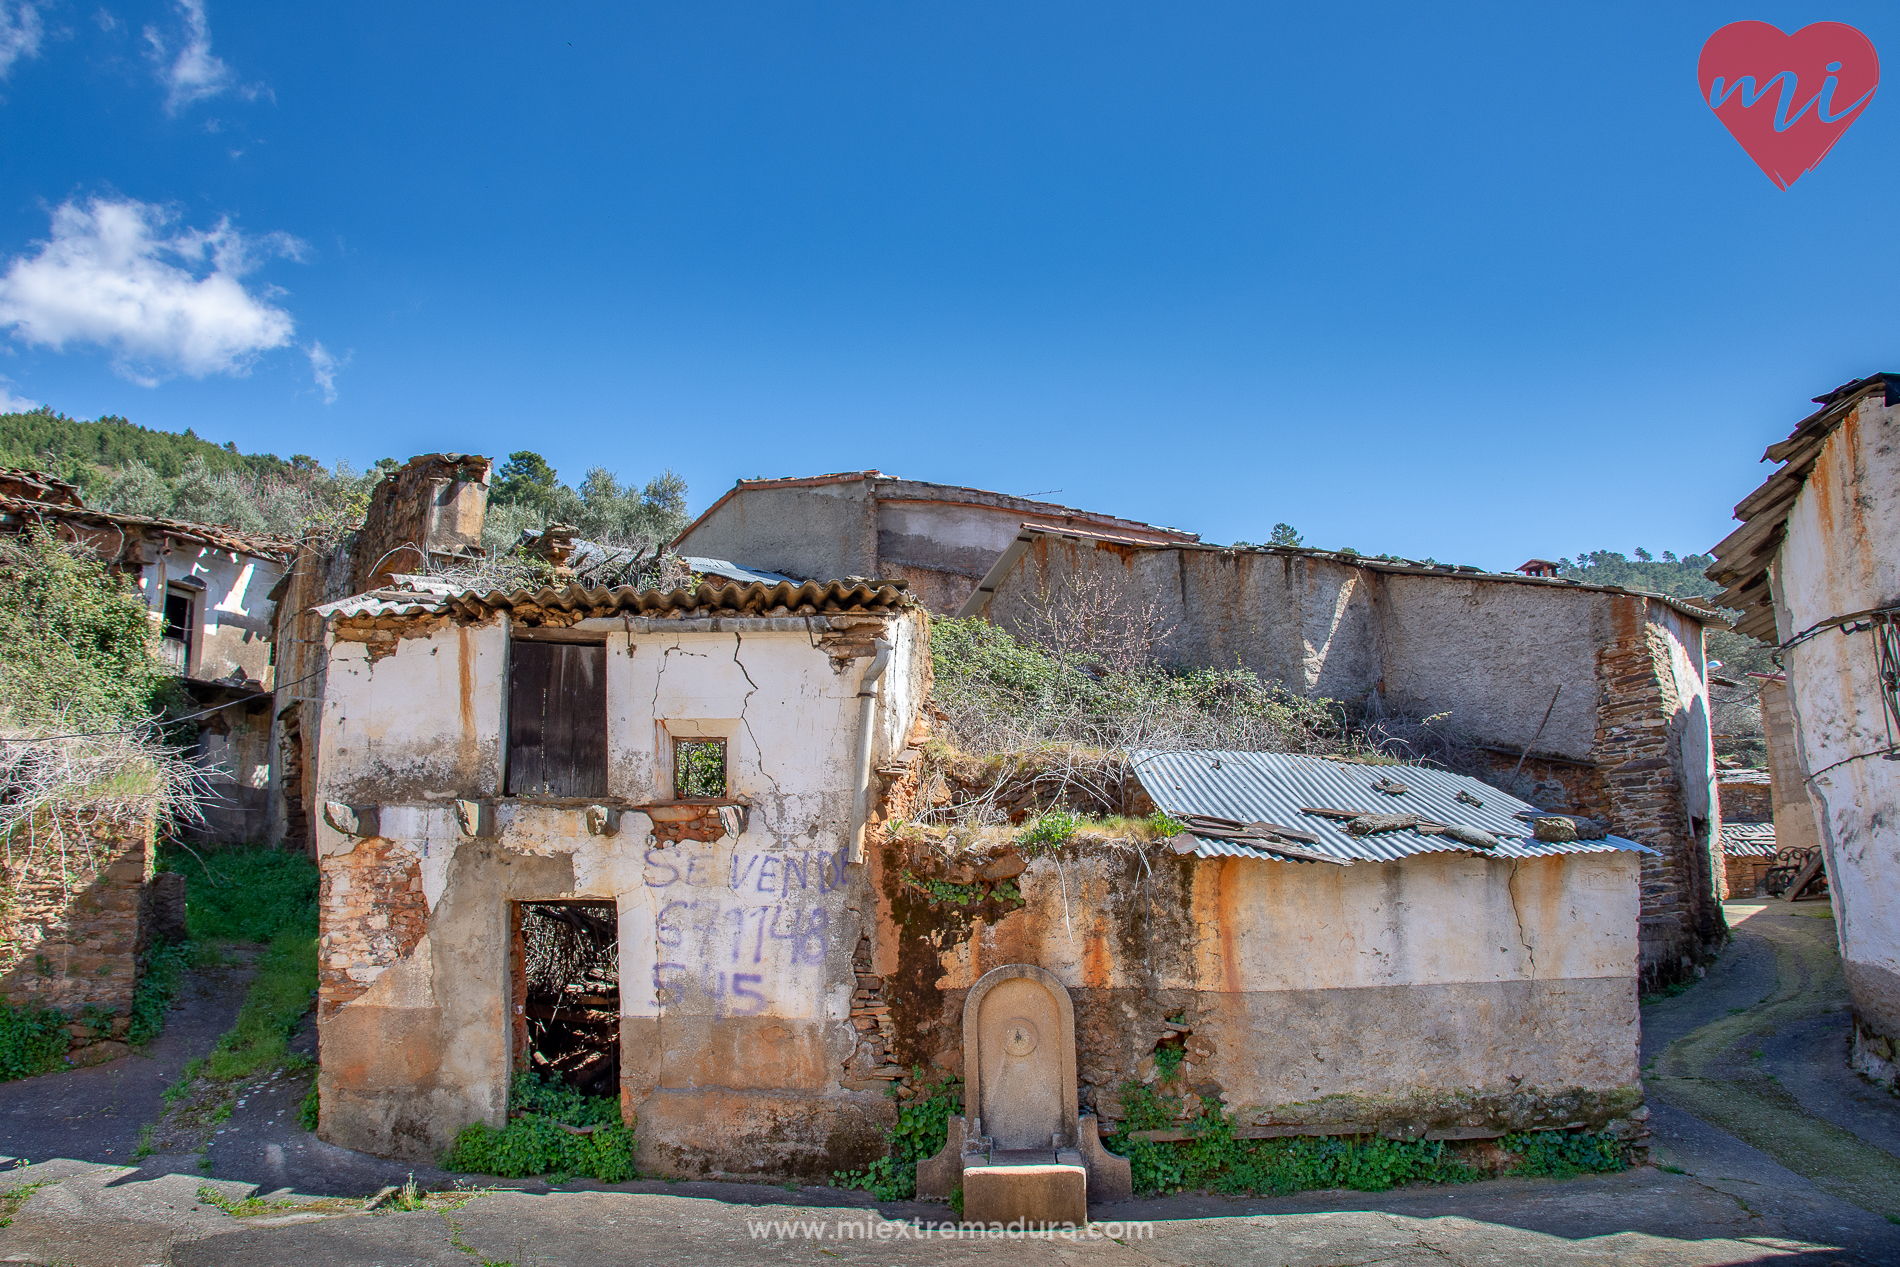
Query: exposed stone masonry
1592,602,1723,990
0,809,157,1060
317,839,430,1020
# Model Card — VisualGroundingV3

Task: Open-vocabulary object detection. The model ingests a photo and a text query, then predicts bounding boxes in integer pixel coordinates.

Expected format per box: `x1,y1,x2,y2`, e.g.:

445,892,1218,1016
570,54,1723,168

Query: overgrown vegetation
162,845,319,943
483,450,690,559
0,1003,71,1081
127,939,193,1046
834,1073,964,1201
922,615,1475,830
1102,1079,1627,1196
441,1071,636,1182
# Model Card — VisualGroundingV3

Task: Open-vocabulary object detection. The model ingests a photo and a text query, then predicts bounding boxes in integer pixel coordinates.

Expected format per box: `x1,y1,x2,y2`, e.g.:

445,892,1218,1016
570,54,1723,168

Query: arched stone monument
916,963,1132,1222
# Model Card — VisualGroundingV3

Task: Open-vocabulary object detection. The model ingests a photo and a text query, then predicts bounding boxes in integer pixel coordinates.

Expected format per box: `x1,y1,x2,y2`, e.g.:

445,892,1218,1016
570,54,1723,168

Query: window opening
506,640,607,796
513,901,620,1097
674,737,727,799
160,587,195,673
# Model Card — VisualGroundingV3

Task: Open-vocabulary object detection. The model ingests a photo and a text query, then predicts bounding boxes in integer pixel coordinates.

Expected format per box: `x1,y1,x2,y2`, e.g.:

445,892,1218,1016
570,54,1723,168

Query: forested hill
0,407,295,481
1557,549,1721,601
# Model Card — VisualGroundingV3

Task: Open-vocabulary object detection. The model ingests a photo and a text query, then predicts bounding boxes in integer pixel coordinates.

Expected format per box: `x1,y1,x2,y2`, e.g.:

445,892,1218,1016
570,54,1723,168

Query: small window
162,590,193,642
674,737,727,800
507,641,607,797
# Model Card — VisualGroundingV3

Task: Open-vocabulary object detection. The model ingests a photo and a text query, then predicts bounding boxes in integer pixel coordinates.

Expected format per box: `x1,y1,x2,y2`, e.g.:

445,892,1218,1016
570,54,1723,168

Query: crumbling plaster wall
1767,396,1900,1064
674,482,880,585
979,538,1606,758
135,544,283,684
313,611,928,1171
975,537,1719,983
1759,678,1822,857
870,843,1641,1135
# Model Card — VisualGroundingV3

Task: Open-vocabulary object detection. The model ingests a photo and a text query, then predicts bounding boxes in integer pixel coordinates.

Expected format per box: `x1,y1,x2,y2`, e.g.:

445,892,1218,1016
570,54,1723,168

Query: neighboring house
670,470,1199,613
1715,768,1774,897
1707,371,1900,1086
0,467,295,842
960,524,1724,990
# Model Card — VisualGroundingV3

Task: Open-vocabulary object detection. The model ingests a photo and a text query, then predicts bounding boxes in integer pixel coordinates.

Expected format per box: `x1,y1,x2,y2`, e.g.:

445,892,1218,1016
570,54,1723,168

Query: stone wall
1590,601,1723,991
0,809,158,1061
1717,770,1773,823
866,837,1645,1147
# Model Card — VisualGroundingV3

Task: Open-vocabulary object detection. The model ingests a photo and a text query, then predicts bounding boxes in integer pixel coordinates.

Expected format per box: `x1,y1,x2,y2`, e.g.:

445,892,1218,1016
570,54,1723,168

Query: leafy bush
299,1083,320,1132
441,1071,635,1182
835,1074,963,1201
0,526,173,727
0,1003,71,1081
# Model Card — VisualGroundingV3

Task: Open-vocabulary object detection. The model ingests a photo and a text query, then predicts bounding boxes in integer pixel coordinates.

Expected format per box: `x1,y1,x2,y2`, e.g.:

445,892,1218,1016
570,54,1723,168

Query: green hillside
0,406,296,484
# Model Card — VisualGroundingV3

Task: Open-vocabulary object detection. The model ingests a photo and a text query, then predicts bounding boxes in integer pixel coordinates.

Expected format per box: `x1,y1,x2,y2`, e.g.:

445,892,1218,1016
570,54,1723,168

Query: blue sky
0,2,1893,568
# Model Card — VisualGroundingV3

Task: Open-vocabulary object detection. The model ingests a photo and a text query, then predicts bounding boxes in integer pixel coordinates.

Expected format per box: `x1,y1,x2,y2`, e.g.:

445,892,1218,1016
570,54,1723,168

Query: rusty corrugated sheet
1132,749,1656,863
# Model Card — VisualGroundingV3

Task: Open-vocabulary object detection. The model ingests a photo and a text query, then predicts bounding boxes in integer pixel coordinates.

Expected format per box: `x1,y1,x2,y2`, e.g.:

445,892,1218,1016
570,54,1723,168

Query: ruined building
1708,371,1900,1086
670,470,1198,614
0,467,294,841
959,524,1725,990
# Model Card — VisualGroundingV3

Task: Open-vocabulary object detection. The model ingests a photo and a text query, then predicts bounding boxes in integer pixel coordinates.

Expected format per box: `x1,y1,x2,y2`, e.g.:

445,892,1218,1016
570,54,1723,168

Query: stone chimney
350,454,492,590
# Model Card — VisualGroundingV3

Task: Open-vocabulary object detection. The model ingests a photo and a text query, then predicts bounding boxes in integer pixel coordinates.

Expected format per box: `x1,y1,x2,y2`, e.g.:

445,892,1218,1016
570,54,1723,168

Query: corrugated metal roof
315,577,911,621
1132,749,1656,864
1721,822,1777,857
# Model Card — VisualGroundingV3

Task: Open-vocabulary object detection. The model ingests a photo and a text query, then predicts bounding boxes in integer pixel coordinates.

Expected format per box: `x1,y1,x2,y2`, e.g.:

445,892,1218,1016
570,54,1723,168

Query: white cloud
0,197,303,385
0,2,43,80
307,340,345,404
0,376,38,412
146,0,244,114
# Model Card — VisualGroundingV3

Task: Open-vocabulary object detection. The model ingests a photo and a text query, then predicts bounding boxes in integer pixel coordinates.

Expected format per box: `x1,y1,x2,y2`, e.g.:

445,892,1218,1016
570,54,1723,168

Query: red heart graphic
1698,21,1879,189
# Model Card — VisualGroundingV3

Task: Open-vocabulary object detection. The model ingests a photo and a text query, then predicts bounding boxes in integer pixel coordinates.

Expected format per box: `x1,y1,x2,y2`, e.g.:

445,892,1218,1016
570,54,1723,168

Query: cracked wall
312,610,928,1172
869,840,1643,1139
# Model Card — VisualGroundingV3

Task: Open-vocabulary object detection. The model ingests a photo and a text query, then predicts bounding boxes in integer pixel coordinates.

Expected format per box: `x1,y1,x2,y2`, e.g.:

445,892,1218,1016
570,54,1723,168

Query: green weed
203,929,317,1081
196,1183,297,1218
299,1084,320,1132
1016,811,1079,849
0,1180,46,1228
441,1071,635,1182
158,844,317,944
0,1003,71,1082
133,1123,155,1159
127,939,193,1047
834,1072,963,1201
1102,1081,1627,1196
1501,1130,1628,1178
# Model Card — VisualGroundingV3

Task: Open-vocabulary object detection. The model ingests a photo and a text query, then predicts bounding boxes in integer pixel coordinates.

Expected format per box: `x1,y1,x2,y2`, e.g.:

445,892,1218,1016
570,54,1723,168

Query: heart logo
1698,21,1879,189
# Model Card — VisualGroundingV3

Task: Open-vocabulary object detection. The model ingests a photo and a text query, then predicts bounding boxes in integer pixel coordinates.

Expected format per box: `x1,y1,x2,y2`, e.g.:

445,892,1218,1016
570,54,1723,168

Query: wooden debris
1345,813,1420,836
1370,776,1409,797
1456,789,1484,808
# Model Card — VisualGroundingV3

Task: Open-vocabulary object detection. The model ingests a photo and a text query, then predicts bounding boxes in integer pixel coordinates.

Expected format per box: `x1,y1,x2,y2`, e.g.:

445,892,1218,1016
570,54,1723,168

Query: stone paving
0,900,1895,1266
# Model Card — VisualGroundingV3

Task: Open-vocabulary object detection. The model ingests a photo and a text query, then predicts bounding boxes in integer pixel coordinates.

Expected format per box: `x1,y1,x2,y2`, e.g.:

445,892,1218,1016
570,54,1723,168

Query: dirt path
1643,901,1900,1254
0,953,255,1168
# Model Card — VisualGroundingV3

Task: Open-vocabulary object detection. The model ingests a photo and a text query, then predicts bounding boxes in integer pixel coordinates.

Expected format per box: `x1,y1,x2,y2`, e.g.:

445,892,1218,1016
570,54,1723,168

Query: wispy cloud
307,340,345,404
0,197,304,385
0,376,38,413
0,2,43,80
145,0,252,114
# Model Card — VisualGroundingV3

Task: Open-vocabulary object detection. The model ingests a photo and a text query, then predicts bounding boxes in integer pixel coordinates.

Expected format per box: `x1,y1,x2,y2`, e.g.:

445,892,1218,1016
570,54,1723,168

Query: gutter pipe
848,639,894,864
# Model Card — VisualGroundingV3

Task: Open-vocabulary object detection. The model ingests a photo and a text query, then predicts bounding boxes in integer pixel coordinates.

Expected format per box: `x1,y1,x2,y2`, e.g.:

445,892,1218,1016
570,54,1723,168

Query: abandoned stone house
670,470,1199,614
301,554,1652,1176
957,524,1724,991
1708,371,1900,1085
0,467,294,841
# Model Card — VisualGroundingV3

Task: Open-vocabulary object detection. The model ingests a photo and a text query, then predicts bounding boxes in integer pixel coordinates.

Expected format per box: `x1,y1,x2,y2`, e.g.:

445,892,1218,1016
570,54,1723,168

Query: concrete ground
0,899,1896,1266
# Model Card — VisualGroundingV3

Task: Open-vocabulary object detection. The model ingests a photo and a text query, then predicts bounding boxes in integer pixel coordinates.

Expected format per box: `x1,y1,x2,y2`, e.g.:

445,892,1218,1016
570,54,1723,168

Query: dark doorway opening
512,901,620,1098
